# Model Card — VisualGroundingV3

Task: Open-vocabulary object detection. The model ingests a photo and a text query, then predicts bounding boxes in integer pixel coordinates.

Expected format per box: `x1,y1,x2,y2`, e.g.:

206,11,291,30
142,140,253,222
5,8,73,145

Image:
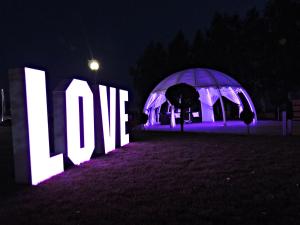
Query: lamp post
88,59,100,85
1,89,5,122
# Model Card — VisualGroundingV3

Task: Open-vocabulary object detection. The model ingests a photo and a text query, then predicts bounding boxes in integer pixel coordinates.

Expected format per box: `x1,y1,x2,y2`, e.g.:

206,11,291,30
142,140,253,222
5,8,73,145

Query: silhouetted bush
240,109,254,125
165,83,199,132
140,113,148,124
240,109,254,134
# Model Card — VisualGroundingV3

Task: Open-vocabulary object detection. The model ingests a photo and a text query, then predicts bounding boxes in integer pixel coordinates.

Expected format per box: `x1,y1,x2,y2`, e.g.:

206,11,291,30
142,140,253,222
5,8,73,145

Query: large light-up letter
99,85,116,154
119,89,129,146
24,68,64,185
66,79,95,165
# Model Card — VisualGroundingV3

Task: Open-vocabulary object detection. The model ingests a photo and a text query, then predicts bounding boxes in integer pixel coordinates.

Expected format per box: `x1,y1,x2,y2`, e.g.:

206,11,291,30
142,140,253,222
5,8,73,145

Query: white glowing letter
24,68,64,185
66,79,95,165
119,89,129,146
99,85,116,154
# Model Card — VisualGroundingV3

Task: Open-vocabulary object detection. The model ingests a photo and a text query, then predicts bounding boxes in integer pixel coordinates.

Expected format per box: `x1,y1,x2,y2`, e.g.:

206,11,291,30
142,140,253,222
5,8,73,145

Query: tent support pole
219,93,226,125
240,88,257,124
157,106,162,123
230,87,243,117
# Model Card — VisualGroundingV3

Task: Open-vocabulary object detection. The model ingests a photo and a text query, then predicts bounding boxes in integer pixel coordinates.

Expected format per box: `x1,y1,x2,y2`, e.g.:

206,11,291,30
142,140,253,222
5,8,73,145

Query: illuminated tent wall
143,68,257,126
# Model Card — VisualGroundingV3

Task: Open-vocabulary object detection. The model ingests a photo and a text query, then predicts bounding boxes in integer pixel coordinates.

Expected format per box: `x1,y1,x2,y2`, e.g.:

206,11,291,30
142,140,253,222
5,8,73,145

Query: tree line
130,0,300,115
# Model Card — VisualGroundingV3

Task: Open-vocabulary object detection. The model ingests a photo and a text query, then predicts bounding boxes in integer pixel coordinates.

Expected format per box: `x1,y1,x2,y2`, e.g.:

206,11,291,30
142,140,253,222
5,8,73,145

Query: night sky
0,0,267,93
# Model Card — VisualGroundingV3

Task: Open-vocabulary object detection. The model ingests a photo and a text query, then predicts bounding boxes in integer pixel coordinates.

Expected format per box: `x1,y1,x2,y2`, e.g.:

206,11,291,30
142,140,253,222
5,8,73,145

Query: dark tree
167,31,190,73
140,112,148,125
130,41,167,108
205,13,242,72
190,30,206,67
165,83,199,132
238,8,267,112
130,0,300,116
263,0,300,106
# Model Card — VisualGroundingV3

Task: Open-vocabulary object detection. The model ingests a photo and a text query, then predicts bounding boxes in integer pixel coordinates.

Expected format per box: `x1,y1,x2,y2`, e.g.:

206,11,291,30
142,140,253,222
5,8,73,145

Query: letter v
99,85,116,153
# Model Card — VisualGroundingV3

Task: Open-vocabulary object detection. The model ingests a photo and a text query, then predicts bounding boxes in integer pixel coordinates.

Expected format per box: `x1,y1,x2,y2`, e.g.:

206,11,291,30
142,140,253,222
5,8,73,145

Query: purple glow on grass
99,85,116,154
145,120,288,136
66,79,95,165
119,89,129,146
24,68,64,185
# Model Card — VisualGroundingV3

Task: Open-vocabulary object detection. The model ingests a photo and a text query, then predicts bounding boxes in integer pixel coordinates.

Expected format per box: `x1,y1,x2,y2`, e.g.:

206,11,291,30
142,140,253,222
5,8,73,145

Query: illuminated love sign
9,67,129,185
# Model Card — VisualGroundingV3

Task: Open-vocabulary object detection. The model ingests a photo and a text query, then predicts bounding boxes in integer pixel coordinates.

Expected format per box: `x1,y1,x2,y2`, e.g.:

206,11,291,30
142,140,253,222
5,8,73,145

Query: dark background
0,0,266,95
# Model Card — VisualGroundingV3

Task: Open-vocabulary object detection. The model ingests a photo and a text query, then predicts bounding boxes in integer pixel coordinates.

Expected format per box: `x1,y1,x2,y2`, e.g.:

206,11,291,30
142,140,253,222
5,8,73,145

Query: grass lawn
0,129,300,225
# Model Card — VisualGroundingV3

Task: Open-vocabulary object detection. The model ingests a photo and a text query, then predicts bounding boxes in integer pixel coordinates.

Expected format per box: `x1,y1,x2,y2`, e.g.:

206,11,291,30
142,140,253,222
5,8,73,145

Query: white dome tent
143,68,257,126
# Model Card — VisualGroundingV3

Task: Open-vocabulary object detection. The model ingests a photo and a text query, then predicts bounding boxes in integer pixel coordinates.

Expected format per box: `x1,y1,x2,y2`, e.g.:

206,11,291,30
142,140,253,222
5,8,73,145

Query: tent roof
151,68,241,93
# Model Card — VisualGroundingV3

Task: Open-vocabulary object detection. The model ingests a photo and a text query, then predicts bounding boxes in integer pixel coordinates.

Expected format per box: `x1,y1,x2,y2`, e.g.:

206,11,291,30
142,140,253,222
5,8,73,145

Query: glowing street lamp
88,59,101,85
88,59,100,71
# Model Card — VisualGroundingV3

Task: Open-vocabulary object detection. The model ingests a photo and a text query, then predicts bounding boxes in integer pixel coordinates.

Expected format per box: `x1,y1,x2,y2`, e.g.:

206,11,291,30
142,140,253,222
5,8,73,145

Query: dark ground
0,127,300,225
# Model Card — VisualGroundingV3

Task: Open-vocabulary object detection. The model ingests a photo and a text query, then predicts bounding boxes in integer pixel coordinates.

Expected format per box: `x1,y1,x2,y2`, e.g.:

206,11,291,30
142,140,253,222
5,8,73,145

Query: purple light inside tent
228,87,243,114
206,88,215,122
